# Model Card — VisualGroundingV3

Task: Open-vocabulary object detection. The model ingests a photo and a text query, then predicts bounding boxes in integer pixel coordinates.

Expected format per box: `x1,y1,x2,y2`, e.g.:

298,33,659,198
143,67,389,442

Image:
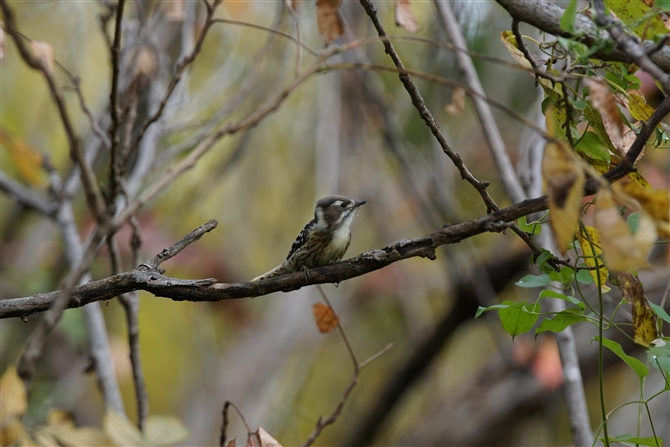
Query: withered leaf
395,0,419,33
577,226,610,293
542,140,585,252
617,272,659,347
315,0,344,46
312,303,339,333
594,188,653,272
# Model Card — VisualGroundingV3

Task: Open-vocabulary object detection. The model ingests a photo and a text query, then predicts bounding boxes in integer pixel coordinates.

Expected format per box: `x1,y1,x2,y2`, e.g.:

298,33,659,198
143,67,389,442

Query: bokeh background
1,1,669,445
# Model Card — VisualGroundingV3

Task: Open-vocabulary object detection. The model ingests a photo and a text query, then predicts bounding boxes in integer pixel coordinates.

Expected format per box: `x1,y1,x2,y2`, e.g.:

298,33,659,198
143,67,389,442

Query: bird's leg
301,265,311,284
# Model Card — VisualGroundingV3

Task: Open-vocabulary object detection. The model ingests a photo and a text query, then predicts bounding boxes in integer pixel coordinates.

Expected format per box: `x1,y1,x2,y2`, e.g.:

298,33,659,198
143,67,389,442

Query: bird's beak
354,200,367,208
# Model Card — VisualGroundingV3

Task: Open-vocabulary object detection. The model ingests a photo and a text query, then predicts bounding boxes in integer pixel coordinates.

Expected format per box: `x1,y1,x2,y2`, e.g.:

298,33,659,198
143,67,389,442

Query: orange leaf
315,0,343,46
312,303,339,333
394,0,419,33
542,140,585,252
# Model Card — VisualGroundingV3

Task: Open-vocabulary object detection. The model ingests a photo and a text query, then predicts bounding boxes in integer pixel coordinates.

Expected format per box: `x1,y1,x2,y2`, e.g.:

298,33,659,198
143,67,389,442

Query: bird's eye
341,203,347,208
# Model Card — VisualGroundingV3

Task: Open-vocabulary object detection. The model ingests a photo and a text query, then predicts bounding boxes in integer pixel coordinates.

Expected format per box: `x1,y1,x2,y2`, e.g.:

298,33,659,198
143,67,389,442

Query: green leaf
518,216,542,236
536,308,586,335
549,266,574,287
574,131,611,163
648,300,670,325
538,289,585,309
536,250,555,274
608,434,663,446
499,301,540,339
627,212,641,234
516,274,550,288
475,303,513,319
560,0,578,33
593,336,648,379
576,268,594,285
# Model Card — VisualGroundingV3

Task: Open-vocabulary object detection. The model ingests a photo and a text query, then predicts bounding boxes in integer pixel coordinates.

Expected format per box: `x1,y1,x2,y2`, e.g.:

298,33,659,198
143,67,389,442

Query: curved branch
496,0,670,73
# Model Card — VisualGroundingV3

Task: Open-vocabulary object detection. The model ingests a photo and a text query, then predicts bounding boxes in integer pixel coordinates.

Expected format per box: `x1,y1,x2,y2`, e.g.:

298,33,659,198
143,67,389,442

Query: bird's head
314,195,366,229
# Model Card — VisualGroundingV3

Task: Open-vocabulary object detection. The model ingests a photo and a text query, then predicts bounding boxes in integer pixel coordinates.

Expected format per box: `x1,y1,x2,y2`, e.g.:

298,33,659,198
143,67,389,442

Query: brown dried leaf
30,41,54,74
312,303,339,333
542,140,585,252
444,87,465,116
395,0,419,33
594,188,653,272
617,273,659,347
577,226,610,293
256,427,282,447
587,79,623,156
315,0,343,46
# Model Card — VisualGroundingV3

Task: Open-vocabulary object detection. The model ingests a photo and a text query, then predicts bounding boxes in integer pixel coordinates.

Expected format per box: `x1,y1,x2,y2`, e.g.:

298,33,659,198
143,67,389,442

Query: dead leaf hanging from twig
316,0,344,46
395,0,419,33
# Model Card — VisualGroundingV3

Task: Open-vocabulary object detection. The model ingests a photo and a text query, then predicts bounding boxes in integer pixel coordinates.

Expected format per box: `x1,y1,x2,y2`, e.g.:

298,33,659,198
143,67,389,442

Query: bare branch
300,343,394,447
0,171,57,216
108,0,127,200
16,227,105,388
358,0,498,214
435,0,526,205
1,1,107,222
496,0,670,72
593,0,670,94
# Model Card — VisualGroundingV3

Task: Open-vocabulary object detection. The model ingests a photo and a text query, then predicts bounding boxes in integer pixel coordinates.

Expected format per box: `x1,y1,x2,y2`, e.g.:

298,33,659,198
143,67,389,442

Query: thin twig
437,1,526,205
0,171,57,216
358,0,498,214
16,227,105,388
593,0,670,95
300,343,393,447
1,1,107,222
108,0,127,201
220,401,255,447
315,285,358,370
127,0,223,161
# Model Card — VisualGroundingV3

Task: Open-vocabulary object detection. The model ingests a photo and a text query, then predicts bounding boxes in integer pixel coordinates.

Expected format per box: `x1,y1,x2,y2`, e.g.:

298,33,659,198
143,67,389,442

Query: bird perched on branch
251,195,367,281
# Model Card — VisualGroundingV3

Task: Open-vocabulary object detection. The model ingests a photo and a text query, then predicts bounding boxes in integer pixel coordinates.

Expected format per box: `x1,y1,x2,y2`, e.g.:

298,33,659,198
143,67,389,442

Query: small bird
251,195,367,281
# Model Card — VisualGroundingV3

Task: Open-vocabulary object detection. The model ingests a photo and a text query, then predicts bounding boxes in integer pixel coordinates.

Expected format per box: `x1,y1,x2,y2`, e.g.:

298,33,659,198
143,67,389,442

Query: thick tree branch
495,0,670,73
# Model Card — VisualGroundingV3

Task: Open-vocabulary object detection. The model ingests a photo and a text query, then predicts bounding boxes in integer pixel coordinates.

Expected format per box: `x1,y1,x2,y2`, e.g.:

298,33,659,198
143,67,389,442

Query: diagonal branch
1,1,107,222
358,0,498,214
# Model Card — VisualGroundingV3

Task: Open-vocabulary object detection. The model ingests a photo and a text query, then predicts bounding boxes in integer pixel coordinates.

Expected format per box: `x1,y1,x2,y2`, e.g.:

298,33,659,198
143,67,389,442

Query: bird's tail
250,264,290,282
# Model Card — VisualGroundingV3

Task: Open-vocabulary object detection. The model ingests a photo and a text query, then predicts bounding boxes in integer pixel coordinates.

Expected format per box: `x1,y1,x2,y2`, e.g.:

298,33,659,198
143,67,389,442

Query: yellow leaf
315,0,343,46
104,408,145,446
143,415,189,446
500,31,532,70
394,0,419,33
616,176,670,238
628,91,654,121
577,226,610,293
594,188,653,272
0,366,27,422
617,273,659,347
312,303,339,333
0,131,46,185
542,140,585,252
